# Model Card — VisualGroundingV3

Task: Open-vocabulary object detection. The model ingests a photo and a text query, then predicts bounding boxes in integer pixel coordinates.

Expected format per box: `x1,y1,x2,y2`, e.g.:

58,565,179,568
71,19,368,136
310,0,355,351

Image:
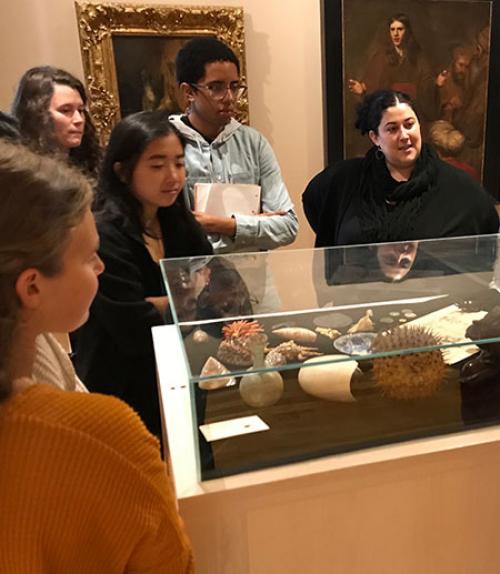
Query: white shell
298,355,358,402
348,309,374,334
272,327,317,345
192,329,210,344
199,357,235,390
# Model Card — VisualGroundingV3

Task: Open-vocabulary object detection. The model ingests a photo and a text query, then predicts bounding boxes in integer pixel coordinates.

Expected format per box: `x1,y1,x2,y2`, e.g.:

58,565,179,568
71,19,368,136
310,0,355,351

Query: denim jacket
169,115,298,253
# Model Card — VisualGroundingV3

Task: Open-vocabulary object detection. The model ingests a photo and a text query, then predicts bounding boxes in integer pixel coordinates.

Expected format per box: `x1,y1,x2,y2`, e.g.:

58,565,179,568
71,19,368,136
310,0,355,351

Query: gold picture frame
75,2,248,143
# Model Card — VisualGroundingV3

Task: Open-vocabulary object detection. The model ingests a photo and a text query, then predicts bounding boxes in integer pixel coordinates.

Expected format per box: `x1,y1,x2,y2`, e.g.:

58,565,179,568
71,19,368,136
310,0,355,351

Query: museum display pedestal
154,237,500,572
153,324,500,574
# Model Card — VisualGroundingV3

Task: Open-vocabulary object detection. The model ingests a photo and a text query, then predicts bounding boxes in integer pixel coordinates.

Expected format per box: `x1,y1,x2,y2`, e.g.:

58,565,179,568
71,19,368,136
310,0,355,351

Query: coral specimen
348,309,374,334
222,320,264,339
217,320,265,367
265,341,322,366
271,327,317,345
372,326,445,400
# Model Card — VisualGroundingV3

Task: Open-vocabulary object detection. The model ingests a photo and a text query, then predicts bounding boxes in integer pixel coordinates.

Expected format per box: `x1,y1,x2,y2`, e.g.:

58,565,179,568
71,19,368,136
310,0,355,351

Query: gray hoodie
170,115,298,253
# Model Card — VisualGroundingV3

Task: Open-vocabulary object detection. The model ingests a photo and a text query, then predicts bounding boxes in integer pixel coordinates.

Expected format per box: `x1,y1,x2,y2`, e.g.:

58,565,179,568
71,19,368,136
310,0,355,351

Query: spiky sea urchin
372,326,445,400
222,320,264,340
217,320,266,367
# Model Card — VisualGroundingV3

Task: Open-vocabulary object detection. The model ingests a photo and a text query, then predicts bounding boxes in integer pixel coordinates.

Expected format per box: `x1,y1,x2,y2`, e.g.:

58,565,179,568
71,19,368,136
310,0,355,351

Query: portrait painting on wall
112,36,193,117
75,2,248,143
323,0,500,196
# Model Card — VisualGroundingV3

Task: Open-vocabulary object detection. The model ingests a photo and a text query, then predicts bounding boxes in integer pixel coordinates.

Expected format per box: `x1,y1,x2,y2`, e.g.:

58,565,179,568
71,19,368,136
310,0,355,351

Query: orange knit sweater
0,383,194,573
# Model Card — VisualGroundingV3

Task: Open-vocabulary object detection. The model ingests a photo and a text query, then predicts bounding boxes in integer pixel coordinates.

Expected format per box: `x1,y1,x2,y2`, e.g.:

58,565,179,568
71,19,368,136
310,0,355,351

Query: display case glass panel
160,235,500,480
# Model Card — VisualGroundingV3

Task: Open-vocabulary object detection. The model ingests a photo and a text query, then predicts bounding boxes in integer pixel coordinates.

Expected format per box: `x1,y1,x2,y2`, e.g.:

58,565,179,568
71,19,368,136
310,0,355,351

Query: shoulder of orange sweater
8,384,165,490
2,385,195,573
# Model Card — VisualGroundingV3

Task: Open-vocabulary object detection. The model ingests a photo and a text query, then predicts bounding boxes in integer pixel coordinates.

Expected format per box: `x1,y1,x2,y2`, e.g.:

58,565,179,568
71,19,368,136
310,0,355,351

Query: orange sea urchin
222,320,264,340
217,320,265,367
372,325,446,400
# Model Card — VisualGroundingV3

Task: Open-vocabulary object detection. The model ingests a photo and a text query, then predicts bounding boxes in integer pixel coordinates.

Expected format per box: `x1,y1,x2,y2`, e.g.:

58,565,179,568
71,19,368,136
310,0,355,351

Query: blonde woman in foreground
0,140,194,573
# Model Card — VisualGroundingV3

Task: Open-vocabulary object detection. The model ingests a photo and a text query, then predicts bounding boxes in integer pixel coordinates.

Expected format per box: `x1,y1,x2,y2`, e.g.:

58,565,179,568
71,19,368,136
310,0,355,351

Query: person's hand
192,211,236,236
436,69,448,87
146,295,169,317
348,79,366,96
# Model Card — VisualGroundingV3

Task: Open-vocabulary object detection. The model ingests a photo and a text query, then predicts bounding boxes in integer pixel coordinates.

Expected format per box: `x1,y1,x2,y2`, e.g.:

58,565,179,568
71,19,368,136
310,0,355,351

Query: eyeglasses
190,81,247,100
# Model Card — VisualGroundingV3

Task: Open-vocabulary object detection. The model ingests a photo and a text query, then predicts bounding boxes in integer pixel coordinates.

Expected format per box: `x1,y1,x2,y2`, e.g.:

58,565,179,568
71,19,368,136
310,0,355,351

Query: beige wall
0,0,324,249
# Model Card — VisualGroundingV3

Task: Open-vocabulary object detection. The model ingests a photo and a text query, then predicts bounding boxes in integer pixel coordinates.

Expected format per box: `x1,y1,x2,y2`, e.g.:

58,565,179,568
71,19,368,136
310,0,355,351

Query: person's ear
113,162,127,183
368,130,379,147
180,82,195,103
15,268,42,310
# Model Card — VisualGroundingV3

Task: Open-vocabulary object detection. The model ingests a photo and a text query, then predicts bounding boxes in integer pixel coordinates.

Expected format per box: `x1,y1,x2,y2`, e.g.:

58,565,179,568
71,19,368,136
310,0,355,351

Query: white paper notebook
194,182,261,217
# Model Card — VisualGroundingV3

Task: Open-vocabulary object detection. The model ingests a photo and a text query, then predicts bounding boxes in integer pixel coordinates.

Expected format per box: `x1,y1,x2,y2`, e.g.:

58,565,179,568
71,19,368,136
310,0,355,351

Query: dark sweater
73,207,212,437
303,157,499,247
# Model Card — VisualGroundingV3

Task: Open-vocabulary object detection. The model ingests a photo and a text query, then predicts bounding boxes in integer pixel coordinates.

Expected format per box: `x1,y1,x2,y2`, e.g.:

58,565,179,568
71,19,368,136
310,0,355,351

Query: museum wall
0,0,324,250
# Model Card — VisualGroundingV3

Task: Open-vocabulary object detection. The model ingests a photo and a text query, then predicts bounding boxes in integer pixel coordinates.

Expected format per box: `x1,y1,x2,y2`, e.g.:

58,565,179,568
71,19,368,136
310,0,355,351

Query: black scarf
358,143,438,243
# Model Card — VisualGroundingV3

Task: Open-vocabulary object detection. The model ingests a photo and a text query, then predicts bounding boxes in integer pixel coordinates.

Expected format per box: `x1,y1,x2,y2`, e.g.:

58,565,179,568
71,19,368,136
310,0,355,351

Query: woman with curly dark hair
303,90,498,246
11,66,101,176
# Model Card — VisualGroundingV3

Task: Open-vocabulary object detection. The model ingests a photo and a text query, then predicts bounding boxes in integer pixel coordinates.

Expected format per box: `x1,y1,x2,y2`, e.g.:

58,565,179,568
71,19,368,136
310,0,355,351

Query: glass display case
157,234,500,482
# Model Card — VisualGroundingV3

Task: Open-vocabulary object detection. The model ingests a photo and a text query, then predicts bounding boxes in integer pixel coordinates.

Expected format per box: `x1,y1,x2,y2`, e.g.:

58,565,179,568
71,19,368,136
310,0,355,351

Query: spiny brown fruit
372,326,445,400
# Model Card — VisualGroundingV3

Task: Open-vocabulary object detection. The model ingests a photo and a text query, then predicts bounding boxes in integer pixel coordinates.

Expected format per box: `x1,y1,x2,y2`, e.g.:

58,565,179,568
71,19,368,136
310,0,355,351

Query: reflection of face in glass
377,242,418,280
167,266,209,324
389,20,406,48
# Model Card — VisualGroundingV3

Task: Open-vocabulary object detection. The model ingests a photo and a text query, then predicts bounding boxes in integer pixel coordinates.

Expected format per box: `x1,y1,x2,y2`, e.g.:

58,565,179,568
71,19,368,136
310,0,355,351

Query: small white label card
199,415,269,442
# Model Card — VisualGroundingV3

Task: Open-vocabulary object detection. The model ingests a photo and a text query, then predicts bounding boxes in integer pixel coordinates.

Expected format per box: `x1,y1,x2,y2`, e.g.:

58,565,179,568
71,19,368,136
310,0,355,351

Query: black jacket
303,156,499,247
73,206,212,437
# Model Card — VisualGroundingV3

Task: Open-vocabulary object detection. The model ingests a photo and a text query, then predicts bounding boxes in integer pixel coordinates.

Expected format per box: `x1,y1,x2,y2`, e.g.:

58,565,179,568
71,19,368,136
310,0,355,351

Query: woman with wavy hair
11,65,100,176
0,140,193,571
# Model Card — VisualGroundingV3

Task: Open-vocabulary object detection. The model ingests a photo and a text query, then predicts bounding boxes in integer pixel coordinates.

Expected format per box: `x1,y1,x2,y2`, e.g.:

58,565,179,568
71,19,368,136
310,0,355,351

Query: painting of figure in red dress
343,0,492,180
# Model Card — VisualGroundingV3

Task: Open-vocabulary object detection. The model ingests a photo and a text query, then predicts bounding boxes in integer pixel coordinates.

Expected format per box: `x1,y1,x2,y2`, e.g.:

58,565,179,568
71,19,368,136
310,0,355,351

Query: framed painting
322,0,500,197
75,2,248,143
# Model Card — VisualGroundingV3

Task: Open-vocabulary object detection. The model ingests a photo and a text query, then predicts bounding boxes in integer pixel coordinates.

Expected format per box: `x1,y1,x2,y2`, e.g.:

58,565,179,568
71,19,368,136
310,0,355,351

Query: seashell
192,328,209,344
315,326,341,340
271,327,317,345
298,355,359,402
266,341,322,363
265,350,287,367
348,309,374,334
199,357,235,390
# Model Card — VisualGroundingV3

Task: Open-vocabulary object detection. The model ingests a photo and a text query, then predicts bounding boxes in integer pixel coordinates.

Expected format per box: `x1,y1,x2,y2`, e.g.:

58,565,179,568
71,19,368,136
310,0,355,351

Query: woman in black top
73,110,212,437
303,90,498,247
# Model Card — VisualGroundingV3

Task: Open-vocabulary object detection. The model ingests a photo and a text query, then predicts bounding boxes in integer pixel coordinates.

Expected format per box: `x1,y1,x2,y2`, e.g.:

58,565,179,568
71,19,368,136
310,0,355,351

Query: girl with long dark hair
73,110,212,437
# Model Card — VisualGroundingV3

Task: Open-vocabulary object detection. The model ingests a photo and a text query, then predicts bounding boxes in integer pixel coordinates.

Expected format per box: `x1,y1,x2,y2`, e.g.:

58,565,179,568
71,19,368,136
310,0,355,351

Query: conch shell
199,357,235,390
348,309,374,333
271,327,317,345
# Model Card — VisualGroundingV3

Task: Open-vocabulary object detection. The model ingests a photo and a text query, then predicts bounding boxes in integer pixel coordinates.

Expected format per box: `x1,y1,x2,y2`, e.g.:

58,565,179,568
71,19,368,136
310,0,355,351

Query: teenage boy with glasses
170,37,298,254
